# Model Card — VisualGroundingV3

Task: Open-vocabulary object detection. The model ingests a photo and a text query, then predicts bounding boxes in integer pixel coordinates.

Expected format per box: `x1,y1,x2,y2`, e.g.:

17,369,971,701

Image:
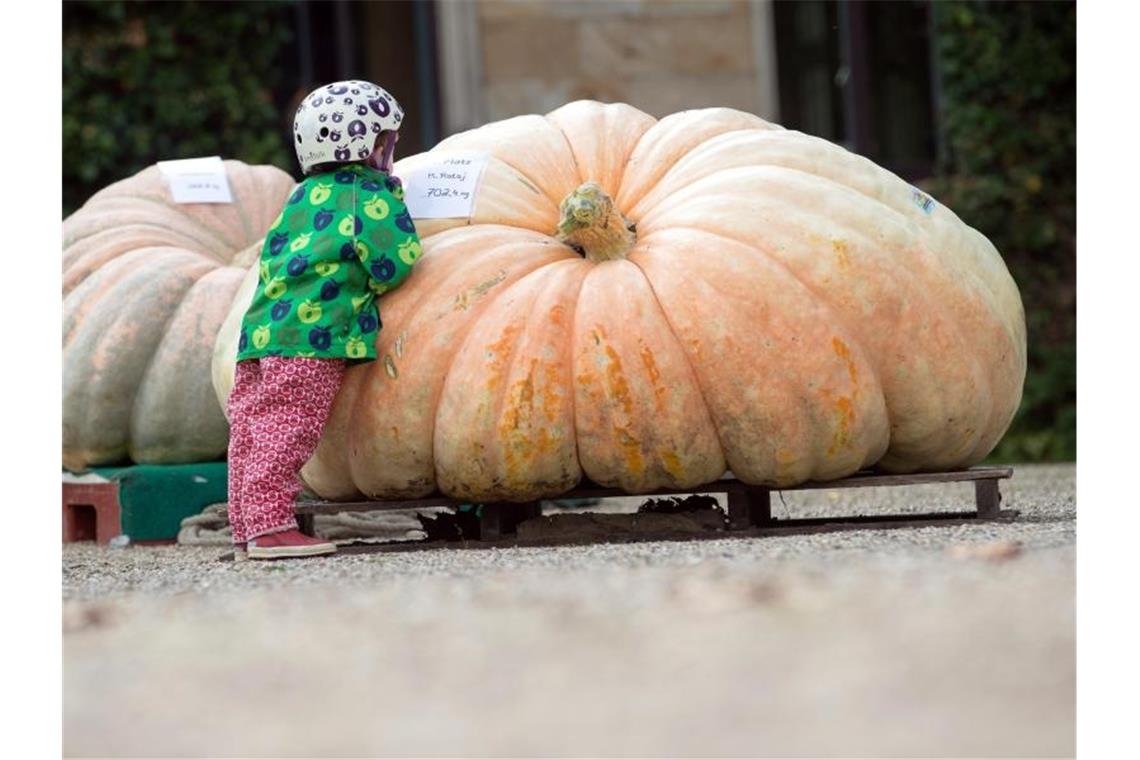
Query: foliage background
61,0,1075,462
62,0,296,216
925,0,1076,461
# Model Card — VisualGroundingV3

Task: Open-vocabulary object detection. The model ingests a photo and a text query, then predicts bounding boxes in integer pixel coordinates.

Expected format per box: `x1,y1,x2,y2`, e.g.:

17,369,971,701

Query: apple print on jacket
339,214,363,236
298,300,323,324
370,255,396,281
268,232,289,256
361,178,382,192
345,336,367,359
252,324,271,350
315,261,340,277
313,209,334,231
394,210,415,234
339,242,357,261
320,280,341,301
288,185,305,205
286,255,309,276
334,170,354,184
398,238,422,266
309,182,333,205
289,231,312,253
308,326,333,351
351,294,370,313
357,312,378,334
364,195,390,220
264,276,287,299
271,299,293,321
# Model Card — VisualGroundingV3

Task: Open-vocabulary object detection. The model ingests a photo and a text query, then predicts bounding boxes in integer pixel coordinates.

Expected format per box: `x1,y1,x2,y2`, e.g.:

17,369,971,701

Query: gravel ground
63,463,1074,758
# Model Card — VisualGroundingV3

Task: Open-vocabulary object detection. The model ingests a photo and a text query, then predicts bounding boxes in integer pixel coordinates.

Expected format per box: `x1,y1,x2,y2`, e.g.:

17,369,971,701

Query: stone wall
474,0,773,121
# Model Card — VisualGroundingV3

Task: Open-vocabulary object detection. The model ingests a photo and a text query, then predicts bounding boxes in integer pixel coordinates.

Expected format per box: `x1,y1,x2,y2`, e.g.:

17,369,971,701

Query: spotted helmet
293,80,404,174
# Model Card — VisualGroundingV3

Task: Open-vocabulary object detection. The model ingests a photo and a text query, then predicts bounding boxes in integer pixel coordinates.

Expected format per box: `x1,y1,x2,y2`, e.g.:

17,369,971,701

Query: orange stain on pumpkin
639,343,668,412
660,449,684,480
602,342,645,477
832,337,860,387
827,396,856,456
483,322,523,394
548,302,566,327
832,238,851,270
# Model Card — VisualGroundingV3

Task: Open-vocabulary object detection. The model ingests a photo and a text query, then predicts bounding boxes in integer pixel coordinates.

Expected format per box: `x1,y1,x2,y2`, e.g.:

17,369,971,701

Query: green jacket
236,163,421,363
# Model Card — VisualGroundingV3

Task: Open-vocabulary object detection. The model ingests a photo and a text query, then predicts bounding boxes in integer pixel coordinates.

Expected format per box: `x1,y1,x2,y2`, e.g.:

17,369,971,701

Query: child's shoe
247,530,337,560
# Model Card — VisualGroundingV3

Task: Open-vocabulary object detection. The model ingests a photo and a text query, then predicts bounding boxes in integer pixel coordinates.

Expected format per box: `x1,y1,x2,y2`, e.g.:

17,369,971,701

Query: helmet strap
374,131,398,173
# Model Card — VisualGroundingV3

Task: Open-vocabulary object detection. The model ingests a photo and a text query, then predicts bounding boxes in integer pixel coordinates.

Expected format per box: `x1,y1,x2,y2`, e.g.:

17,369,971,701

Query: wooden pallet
294,466,1015,545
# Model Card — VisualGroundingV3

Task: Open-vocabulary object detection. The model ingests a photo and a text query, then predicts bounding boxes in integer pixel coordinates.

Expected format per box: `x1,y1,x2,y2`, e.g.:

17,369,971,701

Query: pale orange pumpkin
64,160,295,470
213,101,1026,502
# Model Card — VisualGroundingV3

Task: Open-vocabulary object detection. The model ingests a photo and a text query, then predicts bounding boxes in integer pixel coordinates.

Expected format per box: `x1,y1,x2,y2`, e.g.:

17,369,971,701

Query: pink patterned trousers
226,357,346,544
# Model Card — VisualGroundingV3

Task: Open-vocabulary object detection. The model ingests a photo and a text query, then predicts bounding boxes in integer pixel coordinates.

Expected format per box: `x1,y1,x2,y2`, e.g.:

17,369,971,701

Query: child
226,80,422,560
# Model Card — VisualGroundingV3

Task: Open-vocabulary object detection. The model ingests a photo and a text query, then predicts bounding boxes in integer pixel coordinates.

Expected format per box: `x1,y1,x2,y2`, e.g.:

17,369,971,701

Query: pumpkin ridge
64,215,235,263
67,255,214,465
643,162,1012,346
513,259,589,495
130,267,241,462
639,224,898,474
654,219,986,466
543,114,587,187
341,229,572,497
64,233,227,297
435,258,588,499
695,169,1011,461
628,243,823,484
67,196,237,260
607,255,727,484
625,127,777,220
105,192,247,256
641,137,1014,340
64,246,211,347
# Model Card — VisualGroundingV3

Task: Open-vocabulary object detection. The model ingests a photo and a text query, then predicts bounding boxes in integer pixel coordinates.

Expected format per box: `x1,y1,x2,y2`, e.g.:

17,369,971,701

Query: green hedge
925,1,1076,461
62,0,296,216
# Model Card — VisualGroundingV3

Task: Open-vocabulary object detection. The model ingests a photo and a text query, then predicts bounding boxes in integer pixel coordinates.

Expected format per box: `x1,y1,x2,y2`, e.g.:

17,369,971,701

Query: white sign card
403,151,490,219
157,156,234,204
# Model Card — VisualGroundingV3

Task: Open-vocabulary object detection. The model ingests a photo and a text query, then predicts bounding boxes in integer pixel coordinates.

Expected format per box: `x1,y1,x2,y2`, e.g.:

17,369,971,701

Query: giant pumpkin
64,160,295,470
213,101,1026,502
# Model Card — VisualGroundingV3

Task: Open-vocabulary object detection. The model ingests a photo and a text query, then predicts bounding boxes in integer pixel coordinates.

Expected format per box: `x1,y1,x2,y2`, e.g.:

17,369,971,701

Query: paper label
403,152,490,219
157,156,234,204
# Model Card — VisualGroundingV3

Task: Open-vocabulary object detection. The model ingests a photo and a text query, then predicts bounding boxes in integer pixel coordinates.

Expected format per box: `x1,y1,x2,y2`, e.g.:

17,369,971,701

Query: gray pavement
63,463,1075,758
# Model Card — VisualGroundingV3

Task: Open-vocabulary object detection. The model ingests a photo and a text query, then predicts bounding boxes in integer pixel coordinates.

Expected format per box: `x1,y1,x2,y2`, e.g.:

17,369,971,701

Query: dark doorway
774,0,936,181
287,0,442,158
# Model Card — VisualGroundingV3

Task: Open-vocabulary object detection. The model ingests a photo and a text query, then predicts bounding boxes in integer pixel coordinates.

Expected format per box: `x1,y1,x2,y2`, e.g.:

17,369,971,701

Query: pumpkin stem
555,182,635,261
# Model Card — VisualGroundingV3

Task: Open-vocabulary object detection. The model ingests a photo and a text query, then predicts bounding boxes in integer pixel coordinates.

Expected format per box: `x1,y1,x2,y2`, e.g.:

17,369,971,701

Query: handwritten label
910,186,936,215
157,156,234,204
403,152,490,219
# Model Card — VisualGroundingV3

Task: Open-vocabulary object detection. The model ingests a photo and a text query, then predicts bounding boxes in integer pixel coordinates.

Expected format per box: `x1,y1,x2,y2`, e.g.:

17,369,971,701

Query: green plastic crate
83,462,229,542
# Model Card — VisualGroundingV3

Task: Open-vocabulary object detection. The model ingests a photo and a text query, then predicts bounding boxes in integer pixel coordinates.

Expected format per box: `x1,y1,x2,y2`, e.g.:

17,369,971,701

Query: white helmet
293,80,404,174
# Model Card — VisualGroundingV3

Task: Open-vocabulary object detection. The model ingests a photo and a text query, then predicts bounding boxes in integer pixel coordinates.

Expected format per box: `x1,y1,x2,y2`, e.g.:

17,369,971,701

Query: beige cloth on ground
177,503,438,546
